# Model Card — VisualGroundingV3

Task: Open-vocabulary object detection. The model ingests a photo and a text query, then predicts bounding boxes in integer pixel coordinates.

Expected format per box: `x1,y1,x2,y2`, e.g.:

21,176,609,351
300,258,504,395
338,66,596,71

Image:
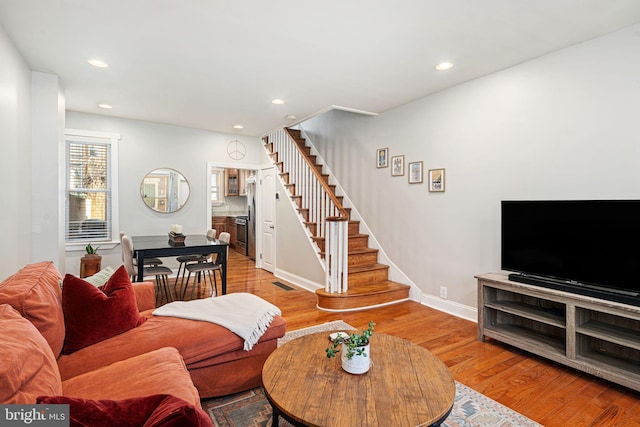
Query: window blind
66,142,112,242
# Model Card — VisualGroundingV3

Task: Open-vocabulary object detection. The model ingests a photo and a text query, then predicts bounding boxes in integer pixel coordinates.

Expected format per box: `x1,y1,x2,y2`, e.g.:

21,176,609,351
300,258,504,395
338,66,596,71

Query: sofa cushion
62,265,147,354
81,266,115,287
0,304,63,404
57,312,286,381
0,261,65,357
132,281,156,312
37,394,212,427
61,347,201,406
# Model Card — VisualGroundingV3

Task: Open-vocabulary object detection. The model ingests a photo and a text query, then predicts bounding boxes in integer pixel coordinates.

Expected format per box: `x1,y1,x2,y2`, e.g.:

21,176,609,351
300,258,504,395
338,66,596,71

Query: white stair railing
266,128,349,293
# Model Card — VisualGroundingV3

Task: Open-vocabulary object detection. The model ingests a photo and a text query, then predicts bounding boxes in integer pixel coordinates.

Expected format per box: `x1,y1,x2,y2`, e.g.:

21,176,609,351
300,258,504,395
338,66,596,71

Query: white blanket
152,293,281,351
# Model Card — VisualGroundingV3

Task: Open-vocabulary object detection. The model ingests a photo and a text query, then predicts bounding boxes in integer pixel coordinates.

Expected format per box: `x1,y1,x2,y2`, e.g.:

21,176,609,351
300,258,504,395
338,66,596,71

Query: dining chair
183,231,229,300
120,231,164,267
121,234,174,306
173,229,217,291
207,228,217,240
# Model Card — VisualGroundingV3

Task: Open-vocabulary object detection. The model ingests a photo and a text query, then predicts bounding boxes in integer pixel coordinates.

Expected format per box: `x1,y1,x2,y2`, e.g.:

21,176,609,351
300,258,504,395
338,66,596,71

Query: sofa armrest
132,282,156,311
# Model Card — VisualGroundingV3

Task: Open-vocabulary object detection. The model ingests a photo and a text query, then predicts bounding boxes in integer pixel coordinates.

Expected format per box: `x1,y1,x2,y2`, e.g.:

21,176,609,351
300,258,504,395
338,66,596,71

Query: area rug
202,321,542,427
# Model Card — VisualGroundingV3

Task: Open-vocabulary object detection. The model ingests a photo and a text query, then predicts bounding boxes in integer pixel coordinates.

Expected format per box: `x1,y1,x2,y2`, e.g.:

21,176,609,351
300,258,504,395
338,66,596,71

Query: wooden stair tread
318,247,378,257
347,247,378,255
316,281,409,298
311,231,363,243
348,263,388,273
317,247,377,253
348,233,369,239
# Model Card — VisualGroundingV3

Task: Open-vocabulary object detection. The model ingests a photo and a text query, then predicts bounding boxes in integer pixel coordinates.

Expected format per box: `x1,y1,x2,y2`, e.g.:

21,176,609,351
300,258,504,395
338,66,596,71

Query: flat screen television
501,200,640,307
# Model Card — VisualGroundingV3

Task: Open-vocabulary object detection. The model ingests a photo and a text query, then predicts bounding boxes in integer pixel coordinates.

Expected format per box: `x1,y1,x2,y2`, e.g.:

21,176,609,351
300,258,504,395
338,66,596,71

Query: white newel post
326,217,349,293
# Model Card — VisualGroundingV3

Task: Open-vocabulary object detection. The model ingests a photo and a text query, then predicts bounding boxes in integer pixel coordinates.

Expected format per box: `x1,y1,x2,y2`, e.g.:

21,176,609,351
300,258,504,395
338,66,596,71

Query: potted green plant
326,321,375,374
80,243,102,278
85,243,100,255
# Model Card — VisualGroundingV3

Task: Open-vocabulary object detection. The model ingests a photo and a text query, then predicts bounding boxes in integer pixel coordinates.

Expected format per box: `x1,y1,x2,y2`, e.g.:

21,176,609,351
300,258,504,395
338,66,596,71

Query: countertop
212,214,248,219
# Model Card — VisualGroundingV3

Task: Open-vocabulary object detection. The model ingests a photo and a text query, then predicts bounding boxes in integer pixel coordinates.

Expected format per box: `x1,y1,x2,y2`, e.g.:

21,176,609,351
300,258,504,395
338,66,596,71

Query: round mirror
140,168,190,213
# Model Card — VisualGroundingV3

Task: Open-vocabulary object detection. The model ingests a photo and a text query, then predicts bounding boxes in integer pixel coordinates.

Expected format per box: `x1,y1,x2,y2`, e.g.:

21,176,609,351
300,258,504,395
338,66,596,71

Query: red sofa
0,261,286,405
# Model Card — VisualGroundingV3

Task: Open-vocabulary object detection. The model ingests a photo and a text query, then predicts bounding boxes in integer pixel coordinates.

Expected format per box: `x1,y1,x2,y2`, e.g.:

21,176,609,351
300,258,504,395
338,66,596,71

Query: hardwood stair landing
316,281,411,311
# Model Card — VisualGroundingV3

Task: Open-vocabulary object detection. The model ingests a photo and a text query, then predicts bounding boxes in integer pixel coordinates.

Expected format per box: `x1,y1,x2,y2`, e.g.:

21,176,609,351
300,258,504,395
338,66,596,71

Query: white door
260,166,276,272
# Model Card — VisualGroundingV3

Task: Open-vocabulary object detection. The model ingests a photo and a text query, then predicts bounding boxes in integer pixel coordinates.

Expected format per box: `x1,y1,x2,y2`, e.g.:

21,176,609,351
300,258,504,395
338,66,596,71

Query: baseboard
420,294,477,323
274,269,323,293
273,268,477,322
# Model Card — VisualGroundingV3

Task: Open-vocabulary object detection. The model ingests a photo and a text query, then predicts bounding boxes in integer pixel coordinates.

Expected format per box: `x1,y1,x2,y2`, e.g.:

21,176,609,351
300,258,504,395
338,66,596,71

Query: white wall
300,24,640,312
64,111,269,274
274,176,326,288
0,25,32,280
31,72,65,270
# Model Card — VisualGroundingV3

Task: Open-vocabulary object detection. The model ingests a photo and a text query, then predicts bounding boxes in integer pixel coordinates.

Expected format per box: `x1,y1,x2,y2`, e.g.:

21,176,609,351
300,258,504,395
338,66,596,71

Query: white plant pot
341,343,370,374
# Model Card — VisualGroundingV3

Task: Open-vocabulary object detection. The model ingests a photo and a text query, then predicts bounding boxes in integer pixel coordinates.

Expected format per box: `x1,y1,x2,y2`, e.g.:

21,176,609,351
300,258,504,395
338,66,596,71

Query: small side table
79,255,101,278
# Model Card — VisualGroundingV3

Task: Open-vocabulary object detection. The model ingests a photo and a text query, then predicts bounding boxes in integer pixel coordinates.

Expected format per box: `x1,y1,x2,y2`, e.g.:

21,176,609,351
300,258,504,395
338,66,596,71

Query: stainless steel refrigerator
246,176,256,260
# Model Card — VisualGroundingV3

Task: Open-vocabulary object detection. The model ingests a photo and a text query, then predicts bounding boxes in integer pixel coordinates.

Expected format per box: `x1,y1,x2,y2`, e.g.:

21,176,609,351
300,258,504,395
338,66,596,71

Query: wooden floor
175,251,640,426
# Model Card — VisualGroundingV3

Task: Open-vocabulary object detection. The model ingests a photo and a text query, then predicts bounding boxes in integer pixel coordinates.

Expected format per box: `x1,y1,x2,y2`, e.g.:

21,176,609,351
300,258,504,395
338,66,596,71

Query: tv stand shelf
477,273,640,392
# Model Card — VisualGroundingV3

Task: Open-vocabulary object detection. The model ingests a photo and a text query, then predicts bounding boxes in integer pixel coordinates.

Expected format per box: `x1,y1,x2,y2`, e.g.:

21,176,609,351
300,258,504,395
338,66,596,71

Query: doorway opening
206,162,260,263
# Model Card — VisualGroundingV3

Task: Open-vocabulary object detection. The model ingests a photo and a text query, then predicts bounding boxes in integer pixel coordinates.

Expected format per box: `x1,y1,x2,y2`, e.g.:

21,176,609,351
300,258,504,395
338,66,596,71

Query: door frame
256,165,277,271
205,161,272,265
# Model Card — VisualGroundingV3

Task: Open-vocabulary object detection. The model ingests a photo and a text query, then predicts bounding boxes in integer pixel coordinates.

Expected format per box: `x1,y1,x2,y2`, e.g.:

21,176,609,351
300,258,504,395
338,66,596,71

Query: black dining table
131,234,229,295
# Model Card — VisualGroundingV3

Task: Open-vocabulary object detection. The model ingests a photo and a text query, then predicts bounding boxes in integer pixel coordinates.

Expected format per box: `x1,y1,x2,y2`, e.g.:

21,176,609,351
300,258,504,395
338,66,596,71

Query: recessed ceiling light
88,59,109,68
285,114,297,120
233,125,244,129
435,62,454,71
271,99,285,105
98,103,112,109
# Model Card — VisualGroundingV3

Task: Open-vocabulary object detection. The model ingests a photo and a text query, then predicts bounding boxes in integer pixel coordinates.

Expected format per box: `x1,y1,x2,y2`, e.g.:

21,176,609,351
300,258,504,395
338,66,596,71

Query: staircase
264,128,410,311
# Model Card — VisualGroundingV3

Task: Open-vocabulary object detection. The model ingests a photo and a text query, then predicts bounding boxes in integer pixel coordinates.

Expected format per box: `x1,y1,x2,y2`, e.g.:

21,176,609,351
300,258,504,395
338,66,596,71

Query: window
65,129,120,248
211,167,224,206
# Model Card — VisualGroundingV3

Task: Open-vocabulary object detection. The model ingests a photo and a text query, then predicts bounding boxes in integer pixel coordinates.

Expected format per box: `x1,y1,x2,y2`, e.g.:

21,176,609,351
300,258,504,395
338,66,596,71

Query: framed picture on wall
408,161,423,184
391,155,404,176
376,148,389,168
428,168,445,192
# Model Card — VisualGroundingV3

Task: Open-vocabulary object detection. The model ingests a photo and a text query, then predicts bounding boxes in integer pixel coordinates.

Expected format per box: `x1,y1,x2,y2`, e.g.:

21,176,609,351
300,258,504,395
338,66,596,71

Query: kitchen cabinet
225,169,239,196
224,169,250,196
239,170,248,196
228,219,236,246
211,216,236,247
212,216,229,234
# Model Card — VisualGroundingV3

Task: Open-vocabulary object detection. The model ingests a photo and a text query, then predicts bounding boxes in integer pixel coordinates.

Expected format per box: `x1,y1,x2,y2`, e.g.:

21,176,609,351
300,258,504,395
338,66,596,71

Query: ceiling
2,1,640,137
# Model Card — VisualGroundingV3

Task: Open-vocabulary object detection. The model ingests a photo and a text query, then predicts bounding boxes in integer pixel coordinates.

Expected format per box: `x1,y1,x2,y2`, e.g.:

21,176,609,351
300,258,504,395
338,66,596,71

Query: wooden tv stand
476,273,640,392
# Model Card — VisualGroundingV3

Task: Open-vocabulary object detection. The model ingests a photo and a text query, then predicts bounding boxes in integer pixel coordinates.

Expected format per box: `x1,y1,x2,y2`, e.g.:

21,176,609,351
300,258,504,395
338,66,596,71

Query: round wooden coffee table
262,331,455,426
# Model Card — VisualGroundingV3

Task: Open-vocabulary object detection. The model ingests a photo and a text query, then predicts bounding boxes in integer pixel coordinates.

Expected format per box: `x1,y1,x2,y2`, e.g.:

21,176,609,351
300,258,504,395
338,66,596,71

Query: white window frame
210,167,224,207
64,128,120,252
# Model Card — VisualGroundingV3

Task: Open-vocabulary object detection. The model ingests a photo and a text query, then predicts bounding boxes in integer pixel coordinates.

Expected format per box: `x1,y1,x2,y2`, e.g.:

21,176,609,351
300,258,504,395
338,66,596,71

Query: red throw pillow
62,265,146,354
37,394,212,427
